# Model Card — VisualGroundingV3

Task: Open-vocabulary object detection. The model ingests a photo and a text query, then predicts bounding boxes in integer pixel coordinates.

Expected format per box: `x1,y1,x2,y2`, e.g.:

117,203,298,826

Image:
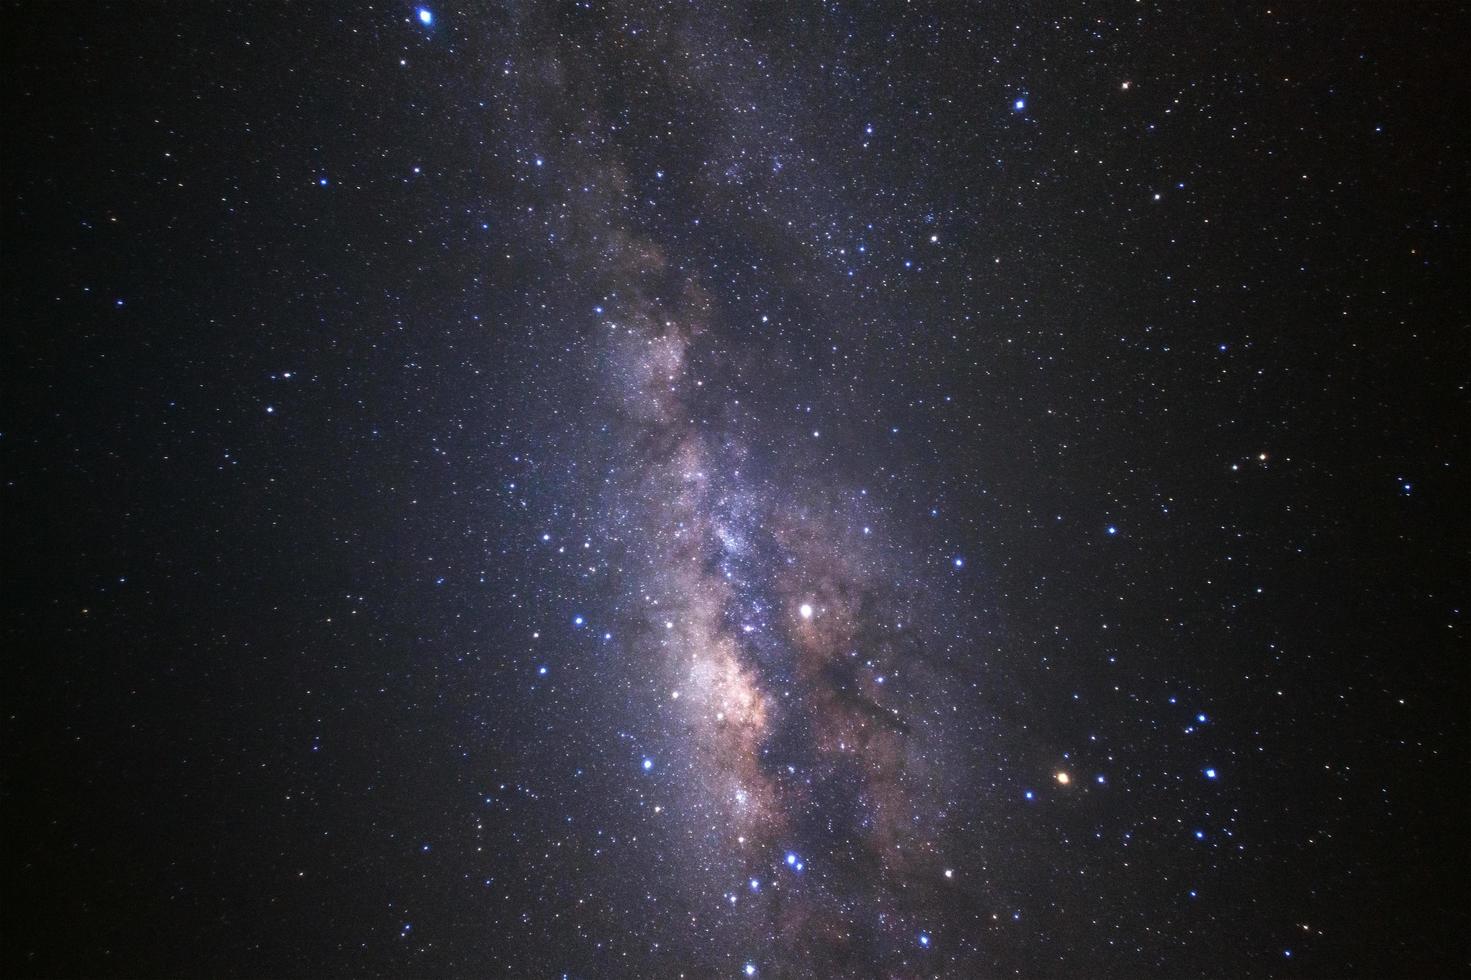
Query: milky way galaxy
540,109,979,971
4,2,1467,978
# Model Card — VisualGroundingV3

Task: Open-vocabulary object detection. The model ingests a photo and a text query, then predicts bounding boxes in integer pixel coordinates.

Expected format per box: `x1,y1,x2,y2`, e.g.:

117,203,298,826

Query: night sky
3,3,1468,978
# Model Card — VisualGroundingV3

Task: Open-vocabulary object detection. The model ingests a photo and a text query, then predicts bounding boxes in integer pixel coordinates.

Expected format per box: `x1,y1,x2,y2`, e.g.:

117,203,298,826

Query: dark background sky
3,2,1467,978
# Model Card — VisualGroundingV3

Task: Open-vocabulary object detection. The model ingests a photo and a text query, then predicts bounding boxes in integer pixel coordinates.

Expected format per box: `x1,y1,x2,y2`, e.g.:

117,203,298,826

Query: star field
2,3,1467,978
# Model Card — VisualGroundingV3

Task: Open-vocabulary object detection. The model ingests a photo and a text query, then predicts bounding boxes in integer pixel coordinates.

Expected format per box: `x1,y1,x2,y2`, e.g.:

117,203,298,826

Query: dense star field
2,3,1467,978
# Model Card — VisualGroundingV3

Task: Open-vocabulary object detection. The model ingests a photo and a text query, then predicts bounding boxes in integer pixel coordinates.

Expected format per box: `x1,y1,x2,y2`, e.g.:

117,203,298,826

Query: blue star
642,757,654,771
1014,98,1026,110
918,932,931,948
417,8,433,26
1204,767,1217,779
953,556,964,568
1106,525,1118,535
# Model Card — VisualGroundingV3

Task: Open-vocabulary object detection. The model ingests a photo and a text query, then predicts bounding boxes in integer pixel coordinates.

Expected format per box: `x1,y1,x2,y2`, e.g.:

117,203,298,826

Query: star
15,7,1454,978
